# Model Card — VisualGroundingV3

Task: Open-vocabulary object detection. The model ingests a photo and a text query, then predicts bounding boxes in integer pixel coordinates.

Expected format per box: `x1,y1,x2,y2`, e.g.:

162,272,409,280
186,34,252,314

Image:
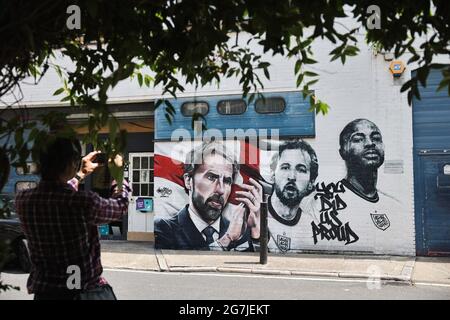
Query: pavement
100,241,450,285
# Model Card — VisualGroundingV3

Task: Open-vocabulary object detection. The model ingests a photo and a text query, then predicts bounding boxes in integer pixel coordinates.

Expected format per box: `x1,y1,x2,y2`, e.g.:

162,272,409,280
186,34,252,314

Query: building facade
4,28,449,256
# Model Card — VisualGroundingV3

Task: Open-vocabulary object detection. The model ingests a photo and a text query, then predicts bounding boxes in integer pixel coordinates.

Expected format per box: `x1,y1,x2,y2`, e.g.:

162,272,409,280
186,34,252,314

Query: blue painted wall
155,91,315,140
2,166,39,195
1,129,40,195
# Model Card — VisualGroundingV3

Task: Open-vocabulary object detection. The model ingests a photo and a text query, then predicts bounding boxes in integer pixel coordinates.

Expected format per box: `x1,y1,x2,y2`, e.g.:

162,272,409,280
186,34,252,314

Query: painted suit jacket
154,205,253,251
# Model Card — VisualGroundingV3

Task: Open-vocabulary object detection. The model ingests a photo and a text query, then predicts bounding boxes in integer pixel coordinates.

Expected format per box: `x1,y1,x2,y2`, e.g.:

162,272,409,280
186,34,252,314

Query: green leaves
0,1,448,189
156,99,177,125
108,160,125,190
27,64,41,79
303,57,318,65
401,77,421,106
295,60,302,74
144,75,153,87
164,99,176,117
53,88,64,96
263,66,270,80
307,96,330,115
437,72,450,95
330,44,359,64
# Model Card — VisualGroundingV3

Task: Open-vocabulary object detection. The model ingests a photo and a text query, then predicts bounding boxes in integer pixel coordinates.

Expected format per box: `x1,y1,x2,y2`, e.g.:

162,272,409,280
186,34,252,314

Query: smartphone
94,153,108,164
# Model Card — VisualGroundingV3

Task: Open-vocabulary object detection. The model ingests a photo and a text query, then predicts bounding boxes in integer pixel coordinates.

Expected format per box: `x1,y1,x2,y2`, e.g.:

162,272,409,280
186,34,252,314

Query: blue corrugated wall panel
413,70,450,150
155,91,315,140
413,68,450,256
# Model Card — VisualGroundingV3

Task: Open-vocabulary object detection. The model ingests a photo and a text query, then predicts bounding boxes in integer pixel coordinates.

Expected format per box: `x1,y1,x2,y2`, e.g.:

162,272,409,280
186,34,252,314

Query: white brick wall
309,39,415,255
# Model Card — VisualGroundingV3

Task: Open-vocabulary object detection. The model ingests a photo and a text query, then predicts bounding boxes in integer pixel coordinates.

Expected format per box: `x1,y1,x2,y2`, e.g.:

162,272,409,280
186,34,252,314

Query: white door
127,152,154,233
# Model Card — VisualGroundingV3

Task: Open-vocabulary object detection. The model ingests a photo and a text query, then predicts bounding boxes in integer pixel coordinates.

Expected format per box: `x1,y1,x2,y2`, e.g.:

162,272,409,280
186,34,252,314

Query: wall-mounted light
389,60,405,77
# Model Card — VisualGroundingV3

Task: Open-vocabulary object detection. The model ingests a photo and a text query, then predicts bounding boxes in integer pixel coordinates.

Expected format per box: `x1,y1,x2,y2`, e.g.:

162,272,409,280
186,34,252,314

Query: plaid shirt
15,178,130,294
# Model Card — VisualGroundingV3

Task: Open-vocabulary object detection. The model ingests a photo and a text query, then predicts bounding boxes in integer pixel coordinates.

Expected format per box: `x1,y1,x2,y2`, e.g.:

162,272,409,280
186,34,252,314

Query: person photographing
15,137,130,300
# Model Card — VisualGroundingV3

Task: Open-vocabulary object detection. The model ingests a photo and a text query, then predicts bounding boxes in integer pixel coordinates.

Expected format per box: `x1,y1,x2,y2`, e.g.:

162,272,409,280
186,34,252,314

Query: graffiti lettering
312,221,359,244
319,194,347,212
315,181,345,200
312,181,359,245
319,209,342,228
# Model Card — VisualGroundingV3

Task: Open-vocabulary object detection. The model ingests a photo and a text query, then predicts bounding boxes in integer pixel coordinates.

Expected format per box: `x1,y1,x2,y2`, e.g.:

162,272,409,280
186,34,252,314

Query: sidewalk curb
217,267,253,274
411,280,450,287
155,249,169,271
154,265,412,283
170,266,218,272
103,264,446,286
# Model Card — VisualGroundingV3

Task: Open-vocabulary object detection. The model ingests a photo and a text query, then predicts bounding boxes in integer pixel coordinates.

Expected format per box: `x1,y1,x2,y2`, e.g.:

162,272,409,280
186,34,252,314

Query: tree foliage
0,0,449,188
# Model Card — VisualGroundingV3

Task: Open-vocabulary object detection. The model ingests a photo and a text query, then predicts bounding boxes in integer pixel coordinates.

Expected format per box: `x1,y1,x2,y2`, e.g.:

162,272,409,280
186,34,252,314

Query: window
217,99,247,115
181,101,209,117
15,181,37,192
255,97,286,114
16,163,38,175
131,155,154,197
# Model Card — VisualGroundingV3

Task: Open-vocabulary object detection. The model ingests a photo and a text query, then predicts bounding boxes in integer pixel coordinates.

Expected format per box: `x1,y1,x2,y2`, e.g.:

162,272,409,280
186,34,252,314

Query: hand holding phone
77,151,103,177
235,178,263,238
93,153,107,165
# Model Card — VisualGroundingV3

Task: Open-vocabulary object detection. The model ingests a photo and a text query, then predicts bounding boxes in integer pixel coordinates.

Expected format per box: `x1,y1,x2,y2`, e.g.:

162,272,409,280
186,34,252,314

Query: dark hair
184,141,240,181
339,119,381,156
39,137,81,180
270,139,318,183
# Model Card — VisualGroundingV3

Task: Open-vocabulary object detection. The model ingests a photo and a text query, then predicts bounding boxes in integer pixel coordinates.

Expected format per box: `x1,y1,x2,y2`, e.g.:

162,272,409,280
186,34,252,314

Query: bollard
259,193,269,264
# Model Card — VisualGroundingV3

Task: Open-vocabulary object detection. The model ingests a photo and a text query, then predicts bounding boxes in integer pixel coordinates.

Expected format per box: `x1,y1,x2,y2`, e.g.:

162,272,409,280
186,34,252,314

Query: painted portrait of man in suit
154,141,261,251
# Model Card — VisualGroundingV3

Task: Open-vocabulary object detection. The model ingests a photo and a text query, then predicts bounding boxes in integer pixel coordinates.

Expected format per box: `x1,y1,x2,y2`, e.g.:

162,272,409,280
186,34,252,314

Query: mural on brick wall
308,119,403,250
154,118,406,254
154,141,258,251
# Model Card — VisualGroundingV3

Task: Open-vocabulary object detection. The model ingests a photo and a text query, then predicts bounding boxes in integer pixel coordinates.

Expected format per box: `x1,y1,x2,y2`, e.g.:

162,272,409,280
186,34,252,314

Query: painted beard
191,188,224,223
275,182,303,208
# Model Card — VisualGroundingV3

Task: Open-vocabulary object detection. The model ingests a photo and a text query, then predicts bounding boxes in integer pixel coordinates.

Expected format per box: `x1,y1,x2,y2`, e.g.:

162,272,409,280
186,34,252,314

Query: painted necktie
202,225,216,245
